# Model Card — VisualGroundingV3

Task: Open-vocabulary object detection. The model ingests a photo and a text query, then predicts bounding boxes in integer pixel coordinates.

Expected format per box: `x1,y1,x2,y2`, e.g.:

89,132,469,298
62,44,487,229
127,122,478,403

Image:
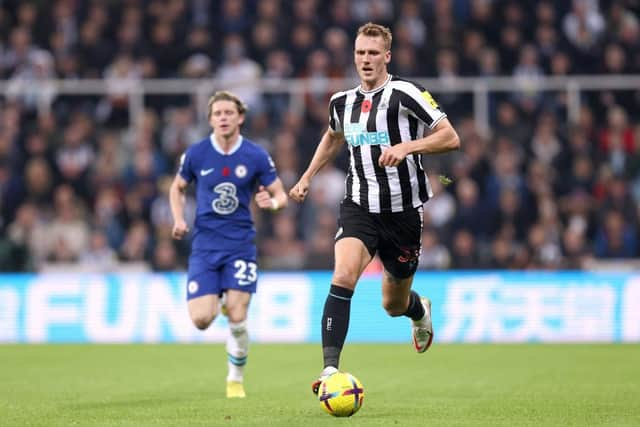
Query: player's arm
404,118,460,155
289,128,345,203
378,118,459,167
255,177,288,211
169,174,190,239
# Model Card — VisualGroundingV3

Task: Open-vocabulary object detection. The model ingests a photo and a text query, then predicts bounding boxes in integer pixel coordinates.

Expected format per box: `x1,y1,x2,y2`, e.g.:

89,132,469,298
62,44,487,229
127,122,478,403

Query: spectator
79,229,118,272
594,210,638,258
216,35,263,113
563,0,605,51
450,229,481,269
451,177,486,239
418,228,451,270
43,185,90,264
260,212,305,269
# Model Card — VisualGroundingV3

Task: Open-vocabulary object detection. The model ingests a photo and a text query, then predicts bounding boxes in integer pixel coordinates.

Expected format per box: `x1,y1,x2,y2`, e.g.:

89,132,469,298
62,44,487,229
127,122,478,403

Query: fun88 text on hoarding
0,272,639,343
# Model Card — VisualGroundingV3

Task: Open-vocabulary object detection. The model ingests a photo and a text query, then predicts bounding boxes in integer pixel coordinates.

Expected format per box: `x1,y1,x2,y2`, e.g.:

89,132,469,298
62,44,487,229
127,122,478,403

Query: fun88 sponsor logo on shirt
344,123,390,147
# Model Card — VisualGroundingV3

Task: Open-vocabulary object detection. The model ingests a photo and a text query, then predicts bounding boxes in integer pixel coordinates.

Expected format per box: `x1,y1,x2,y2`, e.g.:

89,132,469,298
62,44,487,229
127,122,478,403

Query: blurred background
0,0,639,346
0,0,639,274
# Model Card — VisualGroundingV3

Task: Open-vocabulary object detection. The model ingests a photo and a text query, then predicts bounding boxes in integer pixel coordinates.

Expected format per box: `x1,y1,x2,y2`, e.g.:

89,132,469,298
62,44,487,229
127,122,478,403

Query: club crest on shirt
235,164,247,178
188,281,199,294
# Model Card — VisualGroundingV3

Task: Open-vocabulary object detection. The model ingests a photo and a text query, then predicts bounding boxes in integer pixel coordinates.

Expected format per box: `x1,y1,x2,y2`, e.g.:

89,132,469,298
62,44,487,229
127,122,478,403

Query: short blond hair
207,91,247,118
356,22,392,51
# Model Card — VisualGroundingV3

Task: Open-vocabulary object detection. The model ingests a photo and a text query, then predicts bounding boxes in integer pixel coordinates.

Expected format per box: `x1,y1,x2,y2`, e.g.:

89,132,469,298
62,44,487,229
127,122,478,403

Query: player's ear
385,50,391,64
238,113,245,126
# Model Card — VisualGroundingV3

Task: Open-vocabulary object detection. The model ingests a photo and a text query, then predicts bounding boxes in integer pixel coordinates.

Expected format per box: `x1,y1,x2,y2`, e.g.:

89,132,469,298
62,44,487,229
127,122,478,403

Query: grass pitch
1,344,639,426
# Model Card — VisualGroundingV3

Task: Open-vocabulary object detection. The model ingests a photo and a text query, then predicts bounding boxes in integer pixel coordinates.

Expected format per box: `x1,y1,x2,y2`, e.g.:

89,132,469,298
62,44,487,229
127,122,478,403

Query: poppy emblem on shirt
361,100,372,113
222,167,230,176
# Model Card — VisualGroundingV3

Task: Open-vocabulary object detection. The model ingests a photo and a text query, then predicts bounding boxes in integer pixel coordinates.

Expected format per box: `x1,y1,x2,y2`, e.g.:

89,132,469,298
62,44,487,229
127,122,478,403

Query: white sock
226,320,248,382
321,366,339,378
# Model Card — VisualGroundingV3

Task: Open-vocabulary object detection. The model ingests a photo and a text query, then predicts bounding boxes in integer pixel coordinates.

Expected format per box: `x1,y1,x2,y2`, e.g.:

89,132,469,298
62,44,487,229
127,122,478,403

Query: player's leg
312,237,372,394
378,206,433,353
187,294,220,330
186,253,222,330
223,289,251,398
324,237,372,366
381,271,433,353
313,199,377,395
221,253,258,398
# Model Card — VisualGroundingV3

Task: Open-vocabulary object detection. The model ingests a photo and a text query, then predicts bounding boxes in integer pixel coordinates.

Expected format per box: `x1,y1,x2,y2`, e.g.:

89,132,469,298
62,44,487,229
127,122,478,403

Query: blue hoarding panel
1,272,638,343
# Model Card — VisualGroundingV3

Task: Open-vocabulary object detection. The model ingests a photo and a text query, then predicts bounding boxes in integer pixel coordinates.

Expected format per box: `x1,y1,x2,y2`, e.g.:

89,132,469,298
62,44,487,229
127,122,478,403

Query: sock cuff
227,353,248,366
404,291,425,321
229,320,247,331
329,284,354,300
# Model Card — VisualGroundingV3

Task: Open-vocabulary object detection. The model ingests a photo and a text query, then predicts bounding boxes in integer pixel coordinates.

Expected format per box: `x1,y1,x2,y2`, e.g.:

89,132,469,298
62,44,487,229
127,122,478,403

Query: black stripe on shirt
397,90,435,128
392,76,426,92
387,89,413,208
353,146,368,210
408,115,428,202
367,91,391,212
413,154,428,202
329,94,347,132
331,94,352,194
350,92,365,123
346,146,354,200
350,92,368,209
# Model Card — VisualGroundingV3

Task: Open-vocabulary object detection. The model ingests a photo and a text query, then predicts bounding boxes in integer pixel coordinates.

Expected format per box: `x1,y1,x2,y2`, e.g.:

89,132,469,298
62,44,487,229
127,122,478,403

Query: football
318,372,365,417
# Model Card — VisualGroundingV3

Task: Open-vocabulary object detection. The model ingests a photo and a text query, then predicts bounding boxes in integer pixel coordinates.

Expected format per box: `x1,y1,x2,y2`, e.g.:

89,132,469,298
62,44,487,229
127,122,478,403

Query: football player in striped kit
289,22,460,394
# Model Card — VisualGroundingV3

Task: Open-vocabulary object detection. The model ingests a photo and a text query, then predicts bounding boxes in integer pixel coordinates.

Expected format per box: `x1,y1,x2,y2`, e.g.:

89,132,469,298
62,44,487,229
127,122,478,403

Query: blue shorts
186,247,258,300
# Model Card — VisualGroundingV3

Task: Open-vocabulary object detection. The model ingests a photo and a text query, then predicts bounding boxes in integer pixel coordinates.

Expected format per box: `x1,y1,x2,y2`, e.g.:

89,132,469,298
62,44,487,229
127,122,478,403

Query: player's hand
255,185,274,210
172,220,189,240
289,177,310,203
378,144,408,167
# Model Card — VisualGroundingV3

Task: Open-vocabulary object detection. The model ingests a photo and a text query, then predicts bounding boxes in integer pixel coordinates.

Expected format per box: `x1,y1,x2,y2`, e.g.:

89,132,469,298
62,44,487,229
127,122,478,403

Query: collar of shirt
358,74,392,95
210,133,243,155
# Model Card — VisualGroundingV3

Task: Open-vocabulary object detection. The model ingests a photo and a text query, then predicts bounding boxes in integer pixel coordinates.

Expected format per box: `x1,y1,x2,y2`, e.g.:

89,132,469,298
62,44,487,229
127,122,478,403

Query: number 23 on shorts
234,260,257,286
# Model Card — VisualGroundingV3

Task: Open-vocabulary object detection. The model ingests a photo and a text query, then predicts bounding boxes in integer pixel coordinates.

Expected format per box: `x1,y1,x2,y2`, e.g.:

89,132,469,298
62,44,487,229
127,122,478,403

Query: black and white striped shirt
329,75,446,213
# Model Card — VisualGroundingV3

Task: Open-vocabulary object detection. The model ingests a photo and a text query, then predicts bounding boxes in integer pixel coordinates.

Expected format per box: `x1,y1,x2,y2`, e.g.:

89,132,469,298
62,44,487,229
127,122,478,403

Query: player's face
354,35,391,89
209,100,244,138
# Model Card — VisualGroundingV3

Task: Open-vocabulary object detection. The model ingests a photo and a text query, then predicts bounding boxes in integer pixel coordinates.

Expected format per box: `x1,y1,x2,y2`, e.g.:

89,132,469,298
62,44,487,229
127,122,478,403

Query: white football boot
412,297,434,353
311,366,338,395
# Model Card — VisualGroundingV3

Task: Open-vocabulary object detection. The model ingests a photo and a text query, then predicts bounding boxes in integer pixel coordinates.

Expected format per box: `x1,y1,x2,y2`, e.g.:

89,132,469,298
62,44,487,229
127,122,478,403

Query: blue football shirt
179,134,277,252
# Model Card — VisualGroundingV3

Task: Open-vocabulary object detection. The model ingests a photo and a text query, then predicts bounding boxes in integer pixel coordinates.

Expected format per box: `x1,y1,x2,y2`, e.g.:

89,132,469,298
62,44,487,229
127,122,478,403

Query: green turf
1,344,639,426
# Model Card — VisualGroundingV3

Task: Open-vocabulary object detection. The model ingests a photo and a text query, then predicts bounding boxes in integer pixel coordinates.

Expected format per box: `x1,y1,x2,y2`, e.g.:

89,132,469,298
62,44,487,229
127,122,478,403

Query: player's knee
191,313,216,330
225,305,248,324
227,311,248,327
382,301,407,317
332,271,358,288
382,298,405,317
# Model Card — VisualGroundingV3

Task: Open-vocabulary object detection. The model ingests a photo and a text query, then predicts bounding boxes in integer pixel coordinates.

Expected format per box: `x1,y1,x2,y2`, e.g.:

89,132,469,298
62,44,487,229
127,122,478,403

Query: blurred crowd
1,0,640,272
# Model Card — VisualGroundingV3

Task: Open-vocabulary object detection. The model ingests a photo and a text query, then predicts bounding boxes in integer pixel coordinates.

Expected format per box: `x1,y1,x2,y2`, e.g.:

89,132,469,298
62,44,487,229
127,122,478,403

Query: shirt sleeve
178,148,195,183
328,94,343,133
257,148,278,187
399,83,446,129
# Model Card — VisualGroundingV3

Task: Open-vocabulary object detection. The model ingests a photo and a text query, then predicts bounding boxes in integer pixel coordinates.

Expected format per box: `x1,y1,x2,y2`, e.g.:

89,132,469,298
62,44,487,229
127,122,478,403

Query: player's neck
360,72,390,92
214,132,241,153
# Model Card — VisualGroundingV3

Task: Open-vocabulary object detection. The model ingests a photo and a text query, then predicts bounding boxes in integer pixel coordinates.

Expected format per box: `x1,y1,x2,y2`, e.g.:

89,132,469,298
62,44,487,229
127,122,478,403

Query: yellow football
318,371,365,417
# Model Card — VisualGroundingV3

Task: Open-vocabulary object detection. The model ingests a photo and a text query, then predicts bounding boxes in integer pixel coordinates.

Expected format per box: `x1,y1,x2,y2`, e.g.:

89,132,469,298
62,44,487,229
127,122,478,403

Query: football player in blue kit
169,91,288,398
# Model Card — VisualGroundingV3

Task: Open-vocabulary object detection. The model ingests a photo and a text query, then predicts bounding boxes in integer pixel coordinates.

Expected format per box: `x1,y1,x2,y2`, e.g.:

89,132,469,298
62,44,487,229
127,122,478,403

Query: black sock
404,291,425,321
321,285,354,369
